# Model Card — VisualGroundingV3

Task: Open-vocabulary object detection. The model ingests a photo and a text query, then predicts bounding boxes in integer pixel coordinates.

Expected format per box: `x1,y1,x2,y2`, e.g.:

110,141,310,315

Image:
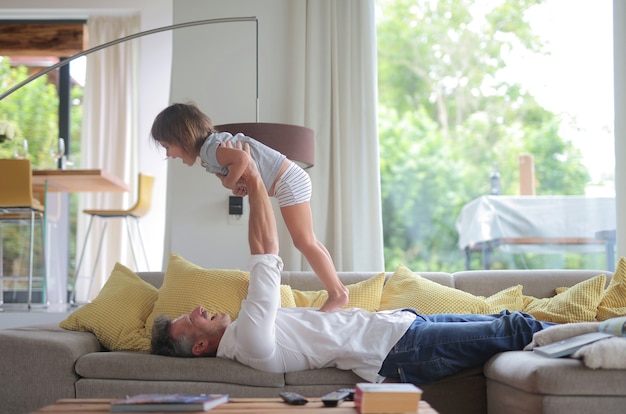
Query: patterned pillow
379,264,490,314
597,257,626,321
291,272,386,311
522,274,606,323
59,262,158,352
144,254,295,333
481,285,524,313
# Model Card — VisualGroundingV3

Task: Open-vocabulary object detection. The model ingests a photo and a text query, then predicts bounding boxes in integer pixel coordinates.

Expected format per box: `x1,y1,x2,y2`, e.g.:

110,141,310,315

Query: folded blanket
523,322,600,350
572,337,626,369
524,322,626,369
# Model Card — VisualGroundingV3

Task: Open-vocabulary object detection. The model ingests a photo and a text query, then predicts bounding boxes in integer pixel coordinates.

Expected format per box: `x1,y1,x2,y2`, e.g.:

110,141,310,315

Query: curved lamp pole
0,15,314,168
0,17,259,118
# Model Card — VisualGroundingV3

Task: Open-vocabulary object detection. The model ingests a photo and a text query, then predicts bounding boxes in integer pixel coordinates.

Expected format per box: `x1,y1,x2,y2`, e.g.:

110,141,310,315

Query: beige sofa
1,268,625,414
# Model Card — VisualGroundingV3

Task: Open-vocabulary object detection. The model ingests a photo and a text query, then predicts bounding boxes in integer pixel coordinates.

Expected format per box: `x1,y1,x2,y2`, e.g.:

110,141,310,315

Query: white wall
1,0,173,273
166,0,307,270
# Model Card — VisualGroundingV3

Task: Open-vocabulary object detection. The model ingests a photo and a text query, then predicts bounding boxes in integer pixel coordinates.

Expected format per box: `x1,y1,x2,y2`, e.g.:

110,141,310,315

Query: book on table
354,383,422,414
109,393,229,412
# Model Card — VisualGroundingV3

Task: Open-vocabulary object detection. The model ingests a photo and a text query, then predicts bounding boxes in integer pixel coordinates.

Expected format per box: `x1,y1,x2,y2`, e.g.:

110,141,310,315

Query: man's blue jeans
378,310,553,385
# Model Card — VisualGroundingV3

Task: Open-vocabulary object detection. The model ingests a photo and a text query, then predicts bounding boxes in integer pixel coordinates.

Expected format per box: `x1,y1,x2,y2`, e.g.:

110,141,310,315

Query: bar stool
0,159,47,309
70,173,154,304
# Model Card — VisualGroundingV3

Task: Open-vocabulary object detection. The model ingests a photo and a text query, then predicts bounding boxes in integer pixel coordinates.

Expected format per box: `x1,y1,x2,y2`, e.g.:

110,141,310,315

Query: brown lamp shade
216,122,315,169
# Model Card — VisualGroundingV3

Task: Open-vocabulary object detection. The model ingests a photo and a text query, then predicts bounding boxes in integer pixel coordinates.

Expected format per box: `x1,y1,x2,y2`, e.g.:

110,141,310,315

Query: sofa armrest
0,323,102,414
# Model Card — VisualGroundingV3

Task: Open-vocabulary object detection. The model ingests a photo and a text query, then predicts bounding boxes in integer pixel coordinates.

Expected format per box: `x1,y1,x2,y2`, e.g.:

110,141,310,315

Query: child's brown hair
150,102,215,155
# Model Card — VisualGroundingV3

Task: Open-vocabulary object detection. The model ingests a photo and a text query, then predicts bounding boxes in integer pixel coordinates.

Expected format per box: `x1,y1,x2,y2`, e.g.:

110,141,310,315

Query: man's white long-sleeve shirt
216,254,416,382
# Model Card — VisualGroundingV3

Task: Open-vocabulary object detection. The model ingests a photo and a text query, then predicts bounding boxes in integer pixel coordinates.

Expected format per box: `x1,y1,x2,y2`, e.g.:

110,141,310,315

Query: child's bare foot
319,287,349,312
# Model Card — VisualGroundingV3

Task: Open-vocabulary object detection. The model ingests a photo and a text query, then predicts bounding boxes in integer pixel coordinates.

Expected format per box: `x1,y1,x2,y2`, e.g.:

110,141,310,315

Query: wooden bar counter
32,169,130,193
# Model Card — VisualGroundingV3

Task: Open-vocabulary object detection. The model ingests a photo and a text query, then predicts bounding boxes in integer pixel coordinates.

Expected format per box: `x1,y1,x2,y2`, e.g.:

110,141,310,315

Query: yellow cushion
522,274,606,323
59,262,158,352
292,272,385,312
597,257,626,321
280,284,297,308
481,285,524,313
522,294,535,309
145,254,295,333
379,264,490,314
554,286,568,295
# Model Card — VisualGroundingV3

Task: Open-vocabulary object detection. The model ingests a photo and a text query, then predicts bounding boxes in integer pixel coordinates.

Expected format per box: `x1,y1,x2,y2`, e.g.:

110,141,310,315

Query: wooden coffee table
32,397,439,413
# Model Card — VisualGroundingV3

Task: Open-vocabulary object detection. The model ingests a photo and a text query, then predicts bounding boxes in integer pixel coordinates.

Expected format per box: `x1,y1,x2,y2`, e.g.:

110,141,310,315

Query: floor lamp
0,16,315,168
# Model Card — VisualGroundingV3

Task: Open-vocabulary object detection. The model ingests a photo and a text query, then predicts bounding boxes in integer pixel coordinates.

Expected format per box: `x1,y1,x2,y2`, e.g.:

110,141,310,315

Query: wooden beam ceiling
0,23,87,57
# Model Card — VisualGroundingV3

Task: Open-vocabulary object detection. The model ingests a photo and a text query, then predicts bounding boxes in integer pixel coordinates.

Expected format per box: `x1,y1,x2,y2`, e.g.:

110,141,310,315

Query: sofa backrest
137,271,166,289
136,271,454,290
136,268,612,300
280,271,454,291
454,269,612,298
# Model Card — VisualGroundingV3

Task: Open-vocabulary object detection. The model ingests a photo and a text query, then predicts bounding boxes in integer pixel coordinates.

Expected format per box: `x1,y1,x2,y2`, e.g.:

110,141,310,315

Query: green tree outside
0,58,59,164
376,0,596,272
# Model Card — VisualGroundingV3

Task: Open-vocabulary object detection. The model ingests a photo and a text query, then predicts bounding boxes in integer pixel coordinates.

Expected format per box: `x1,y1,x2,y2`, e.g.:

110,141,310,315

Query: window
376,0,614,271
0,21,86,303
0,21,85,166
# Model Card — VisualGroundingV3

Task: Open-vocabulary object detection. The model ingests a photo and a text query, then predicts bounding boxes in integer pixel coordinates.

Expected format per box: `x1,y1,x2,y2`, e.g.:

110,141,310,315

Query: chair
0,159,47,309
70,173,154,304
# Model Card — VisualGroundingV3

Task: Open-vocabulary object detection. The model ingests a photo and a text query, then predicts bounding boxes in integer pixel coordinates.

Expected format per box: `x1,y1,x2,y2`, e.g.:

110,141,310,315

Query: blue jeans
378,310,553,385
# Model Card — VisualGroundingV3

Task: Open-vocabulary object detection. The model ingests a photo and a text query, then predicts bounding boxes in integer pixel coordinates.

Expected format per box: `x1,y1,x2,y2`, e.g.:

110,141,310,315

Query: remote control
321,389,352,407
338,388,355,401
279,392,308,405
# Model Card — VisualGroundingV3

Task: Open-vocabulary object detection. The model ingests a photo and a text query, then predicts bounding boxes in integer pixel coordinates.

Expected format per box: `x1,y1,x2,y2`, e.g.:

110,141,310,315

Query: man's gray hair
151,315,195,357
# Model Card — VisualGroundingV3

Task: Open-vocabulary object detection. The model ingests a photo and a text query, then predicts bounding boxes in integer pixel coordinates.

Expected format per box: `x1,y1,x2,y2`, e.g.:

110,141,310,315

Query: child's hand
233,180,248,196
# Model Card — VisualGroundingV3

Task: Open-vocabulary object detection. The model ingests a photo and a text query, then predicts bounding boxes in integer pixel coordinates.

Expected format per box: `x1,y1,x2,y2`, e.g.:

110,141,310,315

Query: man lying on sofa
151,143,552,385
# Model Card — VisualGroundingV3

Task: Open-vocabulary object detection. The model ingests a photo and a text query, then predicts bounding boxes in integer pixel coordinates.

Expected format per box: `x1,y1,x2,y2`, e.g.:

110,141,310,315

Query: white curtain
302,0,384,271
75,15,140,301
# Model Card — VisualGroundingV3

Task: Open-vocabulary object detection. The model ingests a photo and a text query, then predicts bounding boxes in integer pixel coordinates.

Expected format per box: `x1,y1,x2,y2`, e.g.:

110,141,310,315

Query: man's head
151,306,231,357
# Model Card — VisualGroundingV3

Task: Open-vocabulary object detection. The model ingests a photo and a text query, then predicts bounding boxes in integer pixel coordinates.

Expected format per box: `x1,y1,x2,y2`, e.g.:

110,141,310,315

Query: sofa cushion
485,351,626,396
291,272,385,311
522,274,606,323
60,262,158,352
145,254,251,332
75,351,285,388
285,367,364,386
145,254,295,333
0,324,103,414
597,257,626,320
379,264,491,314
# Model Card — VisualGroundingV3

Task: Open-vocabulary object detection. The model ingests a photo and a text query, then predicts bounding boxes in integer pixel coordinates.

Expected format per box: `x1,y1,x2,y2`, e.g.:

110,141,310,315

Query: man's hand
230,140,277,256
222,140,257,196
232,182,248,197
215,139,248,191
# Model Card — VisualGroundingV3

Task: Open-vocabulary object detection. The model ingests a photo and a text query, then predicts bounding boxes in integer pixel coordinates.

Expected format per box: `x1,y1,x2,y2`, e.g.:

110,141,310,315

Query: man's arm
226,143,282,363
238,143,278,256
215,145,249,190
